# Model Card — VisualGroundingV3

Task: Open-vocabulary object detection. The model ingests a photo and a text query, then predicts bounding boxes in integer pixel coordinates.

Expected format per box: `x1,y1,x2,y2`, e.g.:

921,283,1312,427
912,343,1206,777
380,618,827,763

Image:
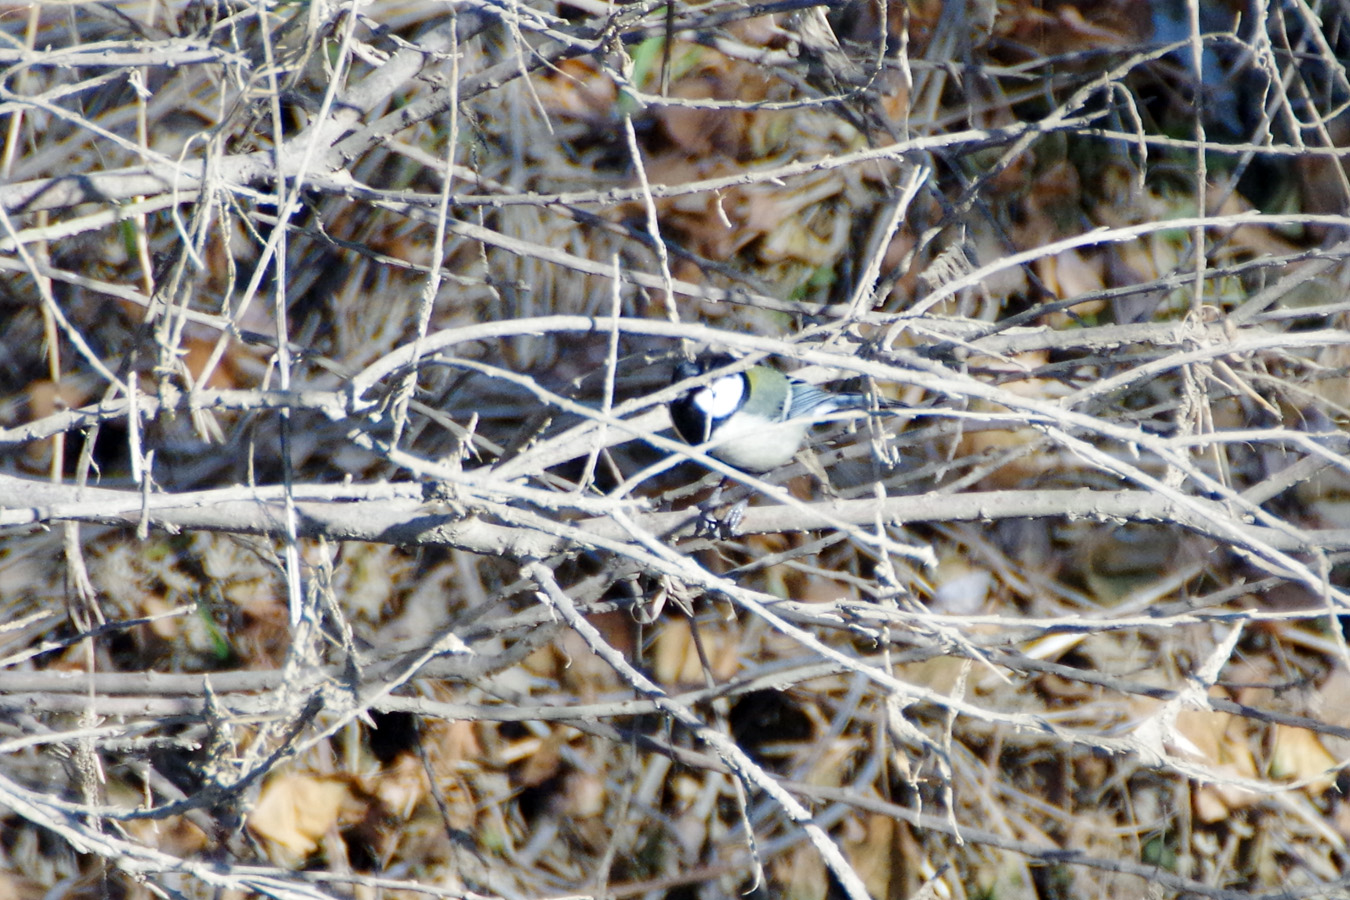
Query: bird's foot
695,484,749,539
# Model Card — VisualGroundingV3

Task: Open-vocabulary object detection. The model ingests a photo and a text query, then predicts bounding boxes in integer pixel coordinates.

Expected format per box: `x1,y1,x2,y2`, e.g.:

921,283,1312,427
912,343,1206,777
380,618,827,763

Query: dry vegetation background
4,0,1350,898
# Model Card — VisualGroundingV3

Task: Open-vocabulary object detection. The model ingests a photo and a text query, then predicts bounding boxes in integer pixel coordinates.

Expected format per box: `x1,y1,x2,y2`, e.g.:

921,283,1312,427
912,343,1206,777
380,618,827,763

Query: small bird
668,353,880,472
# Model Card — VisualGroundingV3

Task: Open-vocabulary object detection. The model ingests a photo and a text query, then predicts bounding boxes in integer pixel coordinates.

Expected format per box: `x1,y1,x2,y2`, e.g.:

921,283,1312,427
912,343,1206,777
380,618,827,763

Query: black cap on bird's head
674,353,735,381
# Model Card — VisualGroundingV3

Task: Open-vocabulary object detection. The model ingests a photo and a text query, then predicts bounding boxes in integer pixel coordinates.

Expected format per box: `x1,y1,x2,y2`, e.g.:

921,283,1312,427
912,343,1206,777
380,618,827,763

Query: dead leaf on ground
249,773,367,866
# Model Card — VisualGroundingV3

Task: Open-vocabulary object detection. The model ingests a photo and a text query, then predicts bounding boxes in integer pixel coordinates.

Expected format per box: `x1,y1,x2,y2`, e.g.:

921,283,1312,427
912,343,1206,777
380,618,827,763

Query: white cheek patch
691,375,745,419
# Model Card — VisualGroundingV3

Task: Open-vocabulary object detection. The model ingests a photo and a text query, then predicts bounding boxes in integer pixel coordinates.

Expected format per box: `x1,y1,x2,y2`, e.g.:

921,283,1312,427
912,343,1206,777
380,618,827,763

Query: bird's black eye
674,360,701,382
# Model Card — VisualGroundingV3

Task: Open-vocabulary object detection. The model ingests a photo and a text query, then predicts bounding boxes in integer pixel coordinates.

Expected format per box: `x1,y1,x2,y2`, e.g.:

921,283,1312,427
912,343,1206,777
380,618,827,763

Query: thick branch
2,474,1342,556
